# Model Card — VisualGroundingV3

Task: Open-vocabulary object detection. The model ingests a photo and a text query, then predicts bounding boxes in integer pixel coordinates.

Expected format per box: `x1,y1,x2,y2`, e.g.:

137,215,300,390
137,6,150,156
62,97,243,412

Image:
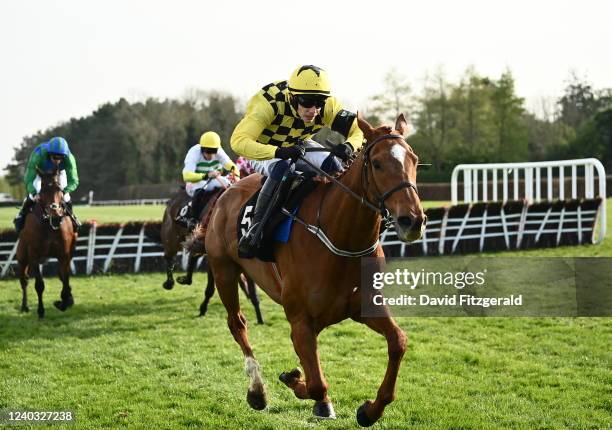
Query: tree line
5,69,612,199
369,69,612,181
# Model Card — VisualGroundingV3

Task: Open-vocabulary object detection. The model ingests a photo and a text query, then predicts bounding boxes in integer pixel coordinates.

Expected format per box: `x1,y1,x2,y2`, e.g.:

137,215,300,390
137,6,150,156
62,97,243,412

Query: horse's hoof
163,280,174,290
38,309,45,319
54,300,67,311
198,306,207,317
176,276,192,285
279,368,302,385
256,318,265,325
20,306,30,313
246,388,267,410
313,401,336,419
356,401,376,427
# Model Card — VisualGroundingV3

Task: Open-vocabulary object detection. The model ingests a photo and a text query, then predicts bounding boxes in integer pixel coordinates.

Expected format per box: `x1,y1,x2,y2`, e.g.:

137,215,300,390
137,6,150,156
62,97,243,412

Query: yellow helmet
288,65,331,96
199,131,221,149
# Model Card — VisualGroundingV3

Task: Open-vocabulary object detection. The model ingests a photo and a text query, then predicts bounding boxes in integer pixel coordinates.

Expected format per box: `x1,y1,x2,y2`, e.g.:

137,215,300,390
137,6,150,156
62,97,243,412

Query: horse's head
36,167,65,228
357,113,426,242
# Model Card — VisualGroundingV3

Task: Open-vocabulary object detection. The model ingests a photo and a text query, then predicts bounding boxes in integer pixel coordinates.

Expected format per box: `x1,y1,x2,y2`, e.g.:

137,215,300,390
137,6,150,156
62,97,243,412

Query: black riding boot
238,176,282,255
13,197,35,233
65,201,81,230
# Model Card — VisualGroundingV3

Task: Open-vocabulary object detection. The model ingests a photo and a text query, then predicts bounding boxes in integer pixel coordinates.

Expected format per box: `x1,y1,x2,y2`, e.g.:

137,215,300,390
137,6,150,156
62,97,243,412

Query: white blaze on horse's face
390,144,406,168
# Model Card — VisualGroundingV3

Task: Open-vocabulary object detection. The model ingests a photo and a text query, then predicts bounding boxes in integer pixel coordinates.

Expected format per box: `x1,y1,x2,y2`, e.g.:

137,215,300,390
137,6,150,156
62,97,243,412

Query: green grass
0,274,610,430
0,205,166,229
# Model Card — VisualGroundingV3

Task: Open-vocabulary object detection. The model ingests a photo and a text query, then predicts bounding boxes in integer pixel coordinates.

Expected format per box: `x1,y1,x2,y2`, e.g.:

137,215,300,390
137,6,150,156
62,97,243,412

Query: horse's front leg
351,315,407,427
54,257,74,311
281,319,335,419
18,262,29,313
177,254,198,285
30,263,45,319
162,253,176,290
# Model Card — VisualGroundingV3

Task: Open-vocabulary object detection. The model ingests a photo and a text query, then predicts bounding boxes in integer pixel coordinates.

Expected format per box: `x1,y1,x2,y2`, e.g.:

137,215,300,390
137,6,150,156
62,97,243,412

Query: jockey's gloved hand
275,145,305,162
332,142,353,162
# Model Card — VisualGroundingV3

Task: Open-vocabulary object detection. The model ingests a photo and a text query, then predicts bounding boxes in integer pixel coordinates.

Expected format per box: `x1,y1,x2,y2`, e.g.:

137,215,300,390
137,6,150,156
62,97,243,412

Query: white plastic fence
0,223,196,278
450,158,607,243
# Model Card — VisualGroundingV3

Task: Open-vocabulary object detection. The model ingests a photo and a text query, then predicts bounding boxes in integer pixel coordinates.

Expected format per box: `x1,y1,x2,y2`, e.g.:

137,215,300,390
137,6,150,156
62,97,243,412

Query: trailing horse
186,114,426,426
16,168,77,318
161,187,264,323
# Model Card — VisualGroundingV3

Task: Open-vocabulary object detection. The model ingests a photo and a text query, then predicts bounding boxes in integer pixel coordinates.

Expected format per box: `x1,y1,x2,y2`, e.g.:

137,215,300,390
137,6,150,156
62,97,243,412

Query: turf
1,200,611,429
0,205,166,230
0,274,610,430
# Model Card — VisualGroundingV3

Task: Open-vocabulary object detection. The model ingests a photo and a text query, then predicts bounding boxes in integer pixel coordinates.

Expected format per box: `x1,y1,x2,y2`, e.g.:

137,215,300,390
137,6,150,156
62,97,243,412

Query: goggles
295,95,326,109
202,148,218,154
50,154,65,161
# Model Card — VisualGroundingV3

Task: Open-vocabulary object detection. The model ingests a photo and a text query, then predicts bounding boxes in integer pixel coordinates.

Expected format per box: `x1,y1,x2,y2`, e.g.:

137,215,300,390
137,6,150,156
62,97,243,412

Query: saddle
237,174,319,262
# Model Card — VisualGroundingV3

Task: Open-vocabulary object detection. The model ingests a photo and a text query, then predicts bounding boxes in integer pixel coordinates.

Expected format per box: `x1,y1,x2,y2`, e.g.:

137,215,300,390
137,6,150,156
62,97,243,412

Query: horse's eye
372,160,382,170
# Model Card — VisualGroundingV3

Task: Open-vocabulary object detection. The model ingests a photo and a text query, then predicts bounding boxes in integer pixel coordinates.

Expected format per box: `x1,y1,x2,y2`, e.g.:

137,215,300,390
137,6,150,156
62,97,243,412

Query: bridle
281,134,420,257
360,133,419,221
39,182,65,231
299,133,419,227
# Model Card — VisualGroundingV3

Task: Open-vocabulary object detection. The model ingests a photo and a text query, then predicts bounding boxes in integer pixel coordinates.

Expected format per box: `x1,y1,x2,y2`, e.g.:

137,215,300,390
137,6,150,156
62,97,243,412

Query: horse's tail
183,224,206,256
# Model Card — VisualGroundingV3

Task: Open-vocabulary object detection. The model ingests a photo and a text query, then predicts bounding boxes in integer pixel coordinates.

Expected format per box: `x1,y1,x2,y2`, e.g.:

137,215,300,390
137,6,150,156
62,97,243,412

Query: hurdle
451,158,607,244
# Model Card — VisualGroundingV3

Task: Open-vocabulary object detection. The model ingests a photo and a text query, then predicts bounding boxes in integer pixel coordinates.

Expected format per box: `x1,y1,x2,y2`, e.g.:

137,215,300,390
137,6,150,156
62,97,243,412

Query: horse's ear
357,111,376,141
395,113,409,137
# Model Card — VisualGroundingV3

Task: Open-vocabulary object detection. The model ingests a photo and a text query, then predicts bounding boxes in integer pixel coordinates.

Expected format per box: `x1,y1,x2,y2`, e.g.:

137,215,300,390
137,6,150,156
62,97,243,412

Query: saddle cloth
237,175,319,262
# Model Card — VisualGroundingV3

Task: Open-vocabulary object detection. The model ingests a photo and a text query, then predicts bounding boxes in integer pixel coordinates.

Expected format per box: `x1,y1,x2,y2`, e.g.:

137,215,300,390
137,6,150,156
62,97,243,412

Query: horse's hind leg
177,254,198,285
54,257,74,312
281,320,335,418
199,265,215,317
351,315,407,427
209,256,267,410
31,263,45,319
240,275,264,325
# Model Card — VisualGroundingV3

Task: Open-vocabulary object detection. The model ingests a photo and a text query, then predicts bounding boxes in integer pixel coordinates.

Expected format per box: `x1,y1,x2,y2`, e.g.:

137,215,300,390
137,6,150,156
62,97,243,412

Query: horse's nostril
397,216,413,229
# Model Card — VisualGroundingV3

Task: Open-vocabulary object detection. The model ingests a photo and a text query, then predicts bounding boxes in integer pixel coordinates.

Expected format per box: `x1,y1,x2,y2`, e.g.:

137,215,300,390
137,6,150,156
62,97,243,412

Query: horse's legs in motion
239,275,264,325
209,256,267,410
162,252,176,290
199,265,216,317
177,254,198,285
31,264,45,319
18,262,29,313
281,320,335,418
352,316,407,427
54,257,74,312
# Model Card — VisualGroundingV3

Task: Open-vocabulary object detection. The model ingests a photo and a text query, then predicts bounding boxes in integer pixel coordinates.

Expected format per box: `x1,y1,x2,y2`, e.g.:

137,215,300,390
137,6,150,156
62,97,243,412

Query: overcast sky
1,0,611,171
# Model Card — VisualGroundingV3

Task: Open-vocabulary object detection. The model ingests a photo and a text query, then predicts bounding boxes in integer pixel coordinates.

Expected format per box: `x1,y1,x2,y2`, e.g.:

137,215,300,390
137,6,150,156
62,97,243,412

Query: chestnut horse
186,114,426,426
17,169,77,318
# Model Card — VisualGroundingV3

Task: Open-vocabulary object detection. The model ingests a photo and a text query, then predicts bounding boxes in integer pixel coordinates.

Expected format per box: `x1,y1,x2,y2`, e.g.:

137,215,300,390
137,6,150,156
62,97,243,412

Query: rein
286,134,419,257
301,134,418,222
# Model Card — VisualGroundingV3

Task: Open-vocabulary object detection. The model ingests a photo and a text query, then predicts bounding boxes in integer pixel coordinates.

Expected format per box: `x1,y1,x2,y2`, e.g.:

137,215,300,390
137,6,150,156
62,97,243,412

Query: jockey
14,136,80,233
231,64,364,254
176,131,239,230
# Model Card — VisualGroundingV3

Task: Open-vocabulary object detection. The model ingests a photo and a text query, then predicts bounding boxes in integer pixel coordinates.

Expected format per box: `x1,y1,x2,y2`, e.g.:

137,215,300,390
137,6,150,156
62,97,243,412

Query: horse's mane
333,124,396,181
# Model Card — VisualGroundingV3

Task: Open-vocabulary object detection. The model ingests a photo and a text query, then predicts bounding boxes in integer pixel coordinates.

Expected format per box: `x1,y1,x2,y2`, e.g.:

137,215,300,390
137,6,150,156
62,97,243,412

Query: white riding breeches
185,175,231,197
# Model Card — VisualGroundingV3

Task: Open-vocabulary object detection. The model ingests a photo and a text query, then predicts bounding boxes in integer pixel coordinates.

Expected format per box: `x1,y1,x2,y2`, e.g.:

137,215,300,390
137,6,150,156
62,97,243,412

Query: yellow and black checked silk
257,81,325,148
